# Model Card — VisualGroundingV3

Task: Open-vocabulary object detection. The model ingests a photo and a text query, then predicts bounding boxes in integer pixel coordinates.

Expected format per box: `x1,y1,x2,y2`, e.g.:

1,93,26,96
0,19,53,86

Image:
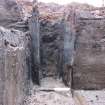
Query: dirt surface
25,78,75,105
25,91,74,105
74,90,105,105
24,78,105,105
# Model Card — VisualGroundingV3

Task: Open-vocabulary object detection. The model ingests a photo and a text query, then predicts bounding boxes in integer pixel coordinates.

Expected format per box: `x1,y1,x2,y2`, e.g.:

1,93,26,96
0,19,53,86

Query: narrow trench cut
29,5,76,89
1,0,105,105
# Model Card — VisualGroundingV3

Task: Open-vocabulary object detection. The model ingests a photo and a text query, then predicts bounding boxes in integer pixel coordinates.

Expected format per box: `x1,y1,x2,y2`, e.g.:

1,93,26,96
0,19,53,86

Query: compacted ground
25,78,75,105
24,78,105,105
74,90,105,105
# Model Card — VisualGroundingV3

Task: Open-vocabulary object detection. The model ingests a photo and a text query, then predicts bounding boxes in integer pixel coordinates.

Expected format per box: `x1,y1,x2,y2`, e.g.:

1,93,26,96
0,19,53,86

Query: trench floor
25,77,105,105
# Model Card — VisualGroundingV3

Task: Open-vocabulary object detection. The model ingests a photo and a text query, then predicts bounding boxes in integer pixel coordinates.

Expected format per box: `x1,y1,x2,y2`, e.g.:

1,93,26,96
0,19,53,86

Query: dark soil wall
73,19,105,89
40,19,64,78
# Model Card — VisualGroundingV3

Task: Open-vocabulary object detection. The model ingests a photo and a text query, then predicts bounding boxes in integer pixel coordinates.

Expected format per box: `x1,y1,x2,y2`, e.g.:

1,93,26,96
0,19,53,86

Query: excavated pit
1,1,105,105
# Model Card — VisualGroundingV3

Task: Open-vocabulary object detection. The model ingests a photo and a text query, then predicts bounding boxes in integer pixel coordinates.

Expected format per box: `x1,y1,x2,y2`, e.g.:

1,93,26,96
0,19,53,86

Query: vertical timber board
63,10,76,87
29,0,40,85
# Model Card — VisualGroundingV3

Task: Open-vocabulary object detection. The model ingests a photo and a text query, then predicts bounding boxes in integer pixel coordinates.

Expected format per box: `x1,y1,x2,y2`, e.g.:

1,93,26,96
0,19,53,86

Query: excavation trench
29,6,105,90
1,1,105,105
29,18,75,88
